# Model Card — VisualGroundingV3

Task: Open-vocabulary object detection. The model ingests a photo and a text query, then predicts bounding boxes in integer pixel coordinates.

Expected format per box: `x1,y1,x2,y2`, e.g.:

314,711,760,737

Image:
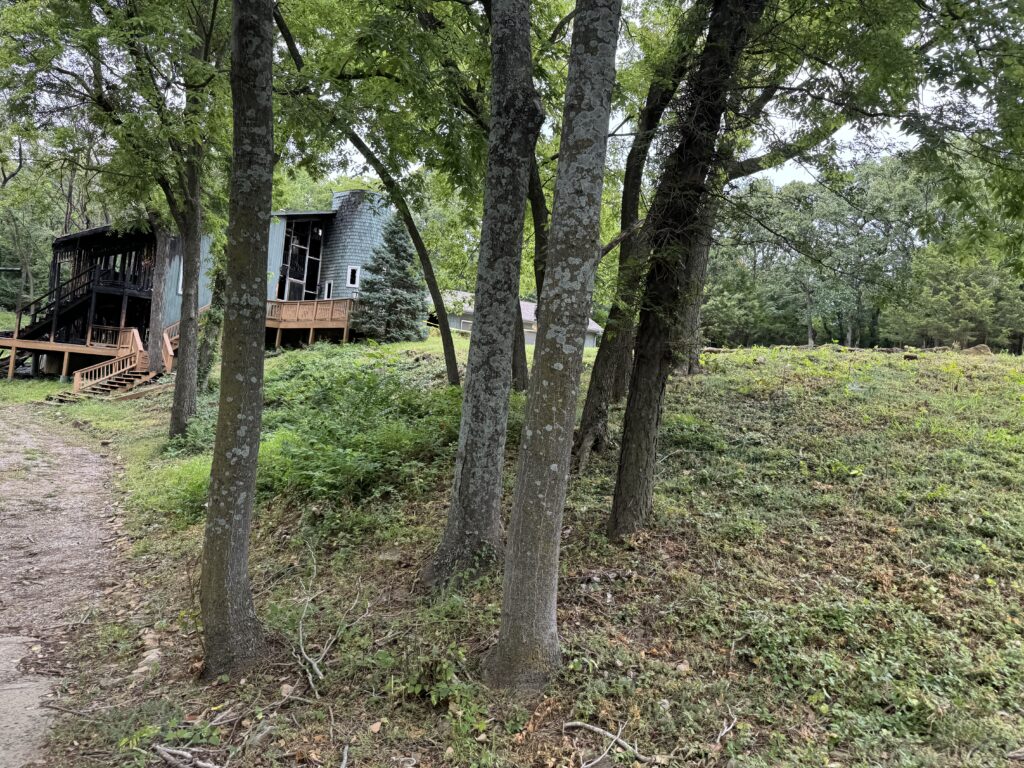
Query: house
446,291,604,348
0,190,393,393
265,190,391,348
0,225,215,389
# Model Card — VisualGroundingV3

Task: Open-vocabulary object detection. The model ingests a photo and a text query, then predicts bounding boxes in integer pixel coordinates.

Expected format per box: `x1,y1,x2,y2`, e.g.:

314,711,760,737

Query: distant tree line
703,157,1024,352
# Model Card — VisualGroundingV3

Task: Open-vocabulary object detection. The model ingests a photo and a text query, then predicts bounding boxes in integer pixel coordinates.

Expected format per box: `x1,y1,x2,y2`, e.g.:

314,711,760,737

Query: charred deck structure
0,226,212,393
0,191,394,392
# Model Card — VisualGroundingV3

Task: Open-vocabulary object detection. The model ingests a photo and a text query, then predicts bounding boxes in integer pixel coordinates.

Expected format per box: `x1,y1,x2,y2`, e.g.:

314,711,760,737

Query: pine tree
353,215,428,342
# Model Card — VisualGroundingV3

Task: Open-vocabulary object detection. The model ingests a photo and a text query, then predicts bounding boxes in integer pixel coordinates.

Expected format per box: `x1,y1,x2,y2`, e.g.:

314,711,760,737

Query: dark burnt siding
319,190,392,300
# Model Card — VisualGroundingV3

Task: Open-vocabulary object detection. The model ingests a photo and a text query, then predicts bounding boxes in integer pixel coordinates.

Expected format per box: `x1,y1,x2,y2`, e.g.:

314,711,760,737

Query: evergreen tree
353,215,428,342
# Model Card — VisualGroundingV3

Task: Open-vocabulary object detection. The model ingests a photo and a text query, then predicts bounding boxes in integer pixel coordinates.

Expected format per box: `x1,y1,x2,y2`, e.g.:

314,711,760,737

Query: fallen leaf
369,720,382,734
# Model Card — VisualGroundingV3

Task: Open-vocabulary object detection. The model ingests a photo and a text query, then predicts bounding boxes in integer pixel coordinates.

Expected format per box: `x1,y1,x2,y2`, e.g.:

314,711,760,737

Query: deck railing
73,352,140,393
73,326,147,393
161,329,175,372
87,325,123,347
164,303,212,345
266,298,353,324
16,266,98,335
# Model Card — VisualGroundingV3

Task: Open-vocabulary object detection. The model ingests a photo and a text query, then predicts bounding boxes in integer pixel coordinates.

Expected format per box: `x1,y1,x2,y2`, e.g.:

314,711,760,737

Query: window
347,266,360,288
177,260,184,295
324,281,333,299
277,217,324,300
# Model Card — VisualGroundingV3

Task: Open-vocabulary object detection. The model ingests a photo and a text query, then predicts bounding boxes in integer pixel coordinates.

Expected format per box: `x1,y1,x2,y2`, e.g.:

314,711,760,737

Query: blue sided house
265,190,392,348
0,189,393,391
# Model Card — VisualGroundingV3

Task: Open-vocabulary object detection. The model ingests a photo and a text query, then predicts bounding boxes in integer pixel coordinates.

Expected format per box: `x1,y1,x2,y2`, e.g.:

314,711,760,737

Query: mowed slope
27,343,1024,767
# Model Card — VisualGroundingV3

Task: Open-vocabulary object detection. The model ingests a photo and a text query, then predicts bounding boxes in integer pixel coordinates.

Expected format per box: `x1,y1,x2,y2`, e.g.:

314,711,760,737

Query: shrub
257,345,462,504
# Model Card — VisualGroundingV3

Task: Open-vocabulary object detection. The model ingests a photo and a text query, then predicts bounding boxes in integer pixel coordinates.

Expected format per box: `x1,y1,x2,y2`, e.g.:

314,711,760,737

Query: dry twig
153,744,224,768
562,721,658,764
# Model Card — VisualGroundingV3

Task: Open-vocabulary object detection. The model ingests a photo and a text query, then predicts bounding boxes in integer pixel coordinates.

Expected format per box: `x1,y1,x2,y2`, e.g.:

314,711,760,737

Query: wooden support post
31,353,39,377
342,324,350,343
50,277,62,341
275,327,282,350
86,288,98,344
7,345,16,379
308,328,316,345
60,351,71,383
119,291,128,329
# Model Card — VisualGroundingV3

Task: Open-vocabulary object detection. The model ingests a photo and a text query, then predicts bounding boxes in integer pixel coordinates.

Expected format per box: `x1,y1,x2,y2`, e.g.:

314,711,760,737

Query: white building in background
445,290,604,348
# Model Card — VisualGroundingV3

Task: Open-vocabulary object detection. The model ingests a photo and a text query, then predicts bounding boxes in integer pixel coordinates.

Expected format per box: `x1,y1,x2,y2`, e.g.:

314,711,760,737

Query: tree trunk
607,0,767,540
146,221,170,374
805,290,815,347
422,0,543,588
199,0,273,678
197,269,226,390
528,157,549,297
518,154,548,392
678,202,717,375
346,132,461,387
572,38,688,466
485,0,621,692
169,183,202,438
512,299,529,392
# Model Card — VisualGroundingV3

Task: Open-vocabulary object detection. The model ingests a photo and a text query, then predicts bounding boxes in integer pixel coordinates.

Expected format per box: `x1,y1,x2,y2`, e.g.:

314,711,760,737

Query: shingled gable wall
318,190,393,300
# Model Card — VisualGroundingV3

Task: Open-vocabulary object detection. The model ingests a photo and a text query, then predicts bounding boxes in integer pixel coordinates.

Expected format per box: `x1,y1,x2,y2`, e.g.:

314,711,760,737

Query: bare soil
0,404,117,768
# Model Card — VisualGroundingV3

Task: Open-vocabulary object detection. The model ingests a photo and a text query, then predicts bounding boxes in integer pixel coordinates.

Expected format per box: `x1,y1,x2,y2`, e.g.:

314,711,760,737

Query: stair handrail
19,266,96,319
161,329,175,372
72,326,146,393
163,303,212,345
73,350,140,393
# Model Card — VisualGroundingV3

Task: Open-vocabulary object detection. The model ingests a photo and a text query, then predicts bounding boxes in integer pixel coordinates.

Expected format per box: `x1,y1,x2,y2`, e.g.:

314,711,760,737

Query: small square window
347,267,360,287
324,281,333,299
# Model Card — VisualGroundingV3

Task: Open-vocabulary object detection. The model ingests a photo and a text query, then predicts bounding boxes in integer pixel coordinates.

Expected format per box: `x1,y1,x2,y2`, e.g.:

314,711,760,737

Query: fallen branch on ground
153,744,224,768
562,721,659,764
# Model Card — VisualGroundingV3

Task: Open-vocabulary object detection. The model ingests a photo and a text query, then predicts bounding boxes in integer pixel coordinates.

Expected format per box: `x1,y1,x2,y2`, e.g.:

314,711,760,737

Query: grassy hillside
0,308,14,330
13,342,1024,767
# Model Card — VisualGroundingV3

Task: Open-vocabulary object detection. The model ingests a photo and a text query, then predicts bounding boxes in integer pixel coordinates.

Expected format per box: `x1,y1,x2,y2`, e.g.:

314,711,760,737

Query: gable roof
446,290,603,334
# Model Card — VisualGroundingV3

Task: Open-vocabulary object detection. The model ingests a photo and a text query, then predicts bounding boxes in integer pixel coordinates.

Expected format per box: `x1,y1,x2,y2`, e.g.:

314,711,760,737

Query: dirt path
0,404,117,768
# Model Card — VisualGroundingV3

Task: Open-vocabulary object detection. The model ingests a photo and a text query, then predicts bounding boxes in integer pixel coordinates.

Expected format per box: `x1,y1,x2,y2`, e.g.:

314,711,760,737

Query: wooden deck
0,336,123,380
1,299,357,379
266,298,355,346
266,298,354,329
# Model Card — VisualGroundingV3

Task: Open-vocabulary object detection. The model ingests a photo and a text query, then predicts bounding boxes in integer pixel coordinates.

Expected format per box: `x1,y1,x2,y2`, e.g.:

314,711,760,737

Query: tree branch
274,2,305,70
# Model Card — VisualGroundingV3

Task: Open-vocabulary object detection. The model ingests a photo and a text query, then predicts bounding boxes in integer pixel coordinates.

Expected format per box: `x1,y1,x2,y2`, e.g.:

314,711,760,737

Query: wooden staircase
13,266,98,342
56,305,210,399
78,368,161,397
71,327,160,398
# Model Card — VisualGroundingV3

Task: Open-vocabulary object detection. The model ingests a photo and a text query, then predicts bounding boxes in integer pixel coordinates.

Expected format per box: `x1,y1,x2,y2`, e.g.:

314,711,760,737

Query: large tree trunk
146,220,170,374
572,39,689,467
168,156,203,438
485,0,621,692
199,0,273,678
422,0,543,588
607,0,767,540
